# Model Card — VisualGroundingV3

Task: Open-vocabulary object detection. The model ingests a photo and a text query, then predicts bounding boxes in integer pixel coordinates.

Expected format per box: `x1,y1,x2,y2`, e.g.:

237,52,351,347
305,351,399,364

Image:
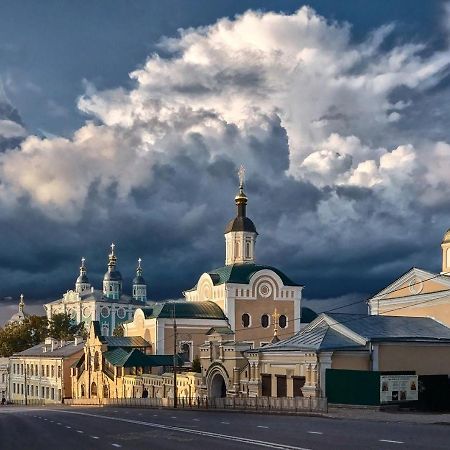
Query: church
184,166,304,346
44,245,151,336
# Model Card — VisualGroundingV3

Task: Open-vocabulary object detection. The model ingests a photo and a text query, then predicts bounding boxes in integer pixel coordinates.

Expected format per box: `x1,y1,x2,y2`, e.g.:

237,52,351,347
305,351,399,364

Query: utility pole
172,304,178,409
24,364,28,406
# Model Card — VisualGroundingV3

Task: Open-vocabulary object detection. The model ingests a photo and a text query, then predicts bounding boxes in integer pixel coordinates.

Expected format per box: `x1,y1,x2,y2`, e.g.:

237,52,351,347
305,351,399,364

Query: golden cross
272,308,279,336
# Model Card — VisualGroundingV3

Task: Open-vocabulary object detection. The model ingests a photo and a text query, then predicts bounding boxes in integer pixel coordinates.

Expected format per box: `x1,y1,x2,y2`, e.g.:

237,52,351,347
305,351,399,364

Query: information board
380,374,418,403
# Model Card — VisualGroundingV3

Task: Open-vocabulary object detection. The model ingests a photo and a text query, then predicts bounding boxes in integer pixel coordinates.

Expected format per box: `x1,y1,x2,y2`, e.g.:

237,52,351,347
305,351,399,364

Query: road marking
50,410,311,450
112,445,122,448
193,418,200,421
171,416,177,419
76,430,84,434
50,420,54,423
221,421,230,425
57,423,62,425
91,436,100,439
138,413,142,416
257,426,269,429
153,414,158,417
379,440,404,444
307,431,323,435
65,426,71,429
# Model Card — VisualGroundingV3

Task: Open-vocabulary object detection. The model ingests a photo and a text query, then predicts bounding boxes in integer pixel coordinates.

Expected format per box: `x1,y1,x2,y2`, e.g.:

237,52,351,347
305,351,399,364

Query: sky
1,0,450,323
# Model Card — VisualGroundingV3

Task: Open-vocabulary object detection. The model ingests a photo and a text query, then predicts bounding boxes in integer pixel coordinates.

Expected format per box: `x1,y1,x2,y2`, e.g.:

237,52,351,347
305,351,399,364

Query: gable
369,268,450,303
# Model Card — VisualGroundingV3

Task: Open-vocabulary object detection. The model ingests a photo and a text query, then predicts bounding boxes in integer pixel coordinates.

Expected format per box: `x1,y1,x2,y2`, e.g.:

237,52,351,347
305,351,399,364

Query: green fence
326,369,380,406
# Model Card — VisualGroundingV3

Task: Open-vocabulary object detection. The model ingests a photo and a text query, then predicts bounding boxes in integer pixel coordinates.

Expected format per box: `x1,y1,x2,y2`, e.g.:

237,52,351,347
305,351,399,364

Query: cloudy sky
1,0,450,322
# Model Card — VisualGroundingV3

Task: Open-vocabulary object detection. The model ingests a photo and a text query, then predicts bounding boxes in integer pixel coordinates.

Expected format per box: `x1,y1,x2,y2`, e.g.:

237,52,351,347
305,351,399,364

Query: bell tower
224,165,258,265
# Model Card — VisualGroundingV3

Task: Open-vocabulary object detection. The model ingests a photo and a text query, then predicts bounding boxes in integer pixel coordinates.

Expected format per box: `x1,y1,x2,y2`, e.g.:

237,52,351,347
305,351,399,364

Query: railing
8,399,46,406
65,396,327,413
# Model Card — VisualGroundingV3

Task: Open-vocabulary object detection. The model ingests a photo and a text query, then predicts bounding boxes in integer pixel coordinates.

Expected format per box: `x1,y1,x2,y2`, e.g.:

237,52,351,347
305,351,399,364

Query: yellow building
72,321,202,400
368,229,450,326
9,337,84,404
123,302,229,364
246,312,450,398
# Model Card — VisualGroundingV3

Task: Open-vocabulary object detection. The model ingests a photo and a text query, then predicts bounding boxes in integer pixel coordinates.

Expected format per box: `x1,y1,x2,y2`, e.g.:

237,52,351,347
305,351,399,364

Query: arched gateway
207,366,228,398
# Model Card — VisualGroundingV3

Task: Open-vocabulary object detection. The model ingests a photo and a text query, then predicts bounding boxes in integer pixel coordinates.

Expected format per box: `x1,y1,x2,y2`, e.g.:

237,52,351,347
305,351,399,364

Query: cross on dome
110,243,115,254
238,164,245,189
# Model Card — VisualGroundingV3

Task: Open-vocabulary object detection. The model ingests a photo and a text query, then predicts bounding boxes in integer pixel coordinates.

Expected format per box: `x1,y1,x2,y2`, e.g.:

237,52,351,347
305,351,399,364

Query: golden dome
234,189,248,205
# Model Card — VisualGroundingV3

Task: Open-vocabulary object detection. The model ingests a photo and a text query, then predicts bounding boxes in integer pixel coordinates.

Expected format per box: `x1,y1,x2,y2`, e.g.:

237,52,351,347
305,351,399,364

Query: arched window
242,313,250,328
261,314,269,328
246,242,250,258
180,342,192,362
103,384,109,398
279,315,287,329
91,382,97,397
80,384,85,397
94,352,100,371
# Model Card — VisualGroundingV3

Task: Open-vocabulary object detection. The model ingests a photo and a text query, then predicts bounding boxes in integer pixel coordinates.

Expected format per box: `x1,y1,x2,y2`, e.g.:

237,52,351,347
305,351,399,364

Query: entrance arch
209,373,227,398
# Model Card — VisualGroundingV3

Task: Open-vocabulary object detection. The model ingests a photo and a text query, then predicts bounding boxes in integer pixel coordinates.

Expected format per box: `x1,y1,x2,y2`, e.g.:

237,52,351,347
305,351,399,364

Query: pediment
369,267,450,303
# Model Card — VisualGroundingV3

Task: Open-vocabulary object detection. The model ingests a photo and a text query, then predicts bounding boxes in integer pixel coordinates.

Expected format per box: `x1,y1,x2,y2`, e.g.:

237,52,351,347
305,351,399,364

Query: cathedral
44,245,151,336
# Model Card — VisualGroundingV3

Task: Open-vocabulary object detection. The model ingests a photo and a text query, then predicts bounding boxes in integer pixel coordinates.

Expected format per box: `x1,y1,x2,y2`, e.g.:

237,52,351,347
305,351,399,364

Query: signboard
380,375,418,403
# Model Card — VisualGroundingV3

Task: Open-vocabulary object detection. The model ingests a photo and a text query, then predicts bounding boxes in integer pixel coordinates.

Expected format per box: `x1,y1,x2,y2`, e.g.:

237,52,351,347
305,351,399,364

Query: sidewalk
327,405,450,425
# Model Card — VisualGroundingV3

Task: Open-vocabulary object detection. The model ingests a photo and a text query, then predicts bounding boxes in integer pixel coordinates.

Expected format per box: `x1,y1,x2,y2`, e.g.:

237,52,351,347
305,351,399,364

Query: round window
101,307,110,318
279,315,287,329
261,314,269,328
117,308,126,319
258,282,272,298
82,306,91,318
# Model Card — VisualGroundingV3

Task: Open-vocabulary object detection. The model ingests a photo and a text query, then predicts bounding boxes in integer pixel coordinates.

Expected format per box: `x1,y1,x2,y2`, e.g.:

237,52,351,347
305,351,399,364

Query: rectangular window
46,387,49,399
41,387,45,398
51,366,55,378
21,384,24,395
293,376,306,397
51,388,55,400
46,366,49,377
276,375,287,398
58,366,61,378
13,383,15,394
261,374,271,397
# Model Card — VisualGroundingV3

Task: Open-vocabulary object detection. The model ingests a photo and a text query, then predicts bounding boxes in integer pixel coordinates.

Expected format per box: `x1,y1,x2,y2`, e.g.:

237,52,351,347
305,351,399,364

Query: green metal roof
101,336,150,348
187,264,301,291
104,347,181,368
140,301,227,320
207,327,234,335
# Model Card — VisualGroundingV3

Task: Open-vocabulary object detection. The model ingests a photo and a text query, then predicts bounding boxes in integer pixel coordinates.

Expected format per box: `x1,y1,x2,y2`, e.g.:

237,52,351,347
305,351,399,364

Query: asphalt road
0,406,449,450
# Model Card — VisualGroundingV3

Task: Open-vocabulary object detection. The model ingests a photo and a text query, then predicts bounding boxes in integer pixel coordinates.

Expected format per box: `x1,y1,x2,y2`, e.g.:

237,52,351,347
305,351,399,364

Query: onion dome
225,165,257,234
76,257,89,284
133,258,146,285
104,243,122,281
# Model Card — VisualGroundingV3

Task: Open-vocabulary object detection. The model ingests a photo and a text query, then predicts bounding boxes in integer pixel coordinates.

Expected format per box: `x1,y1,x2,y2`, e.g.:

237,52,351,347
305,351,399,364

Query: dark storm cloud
1,5,450,325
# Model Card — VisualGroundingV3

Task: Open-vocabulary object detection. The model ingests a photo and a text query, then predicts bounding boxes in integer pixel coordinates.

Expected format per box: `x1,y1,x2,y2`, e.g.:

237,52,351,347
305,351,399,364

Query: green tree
48,313,83,340
0,315,49,357
191,355,202,373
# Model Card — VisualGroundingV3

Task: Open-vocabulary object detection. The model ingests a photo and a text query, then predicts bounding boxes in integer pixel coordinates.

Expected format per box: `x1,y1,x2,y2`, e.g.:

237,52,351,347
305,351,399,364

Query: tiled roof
140,301,227,320
206,327,234,335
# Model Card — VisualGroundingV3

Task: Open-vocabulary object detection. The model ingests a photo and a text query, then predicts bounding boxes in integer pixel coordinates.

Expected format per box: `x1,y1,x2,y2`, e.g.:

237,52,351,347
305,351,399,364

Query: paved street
0,406,450,449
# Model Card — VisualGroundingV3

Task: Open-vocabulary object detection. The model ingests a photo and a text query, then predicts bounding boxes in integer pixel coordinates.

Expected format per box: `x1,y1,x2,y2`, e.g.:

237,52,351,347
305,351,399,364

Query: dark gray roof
133,275,146,285
326,313,450,342
260,313,450,353
104,270,122,281
76,274,89,284
225,216,257,234
13,342,85,358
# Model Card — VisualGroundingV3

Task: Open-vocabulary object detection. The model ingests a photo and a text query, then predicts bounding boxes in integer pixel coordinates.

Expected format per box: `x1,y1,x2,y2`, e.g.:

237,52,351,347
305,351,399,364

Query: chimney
74,336,83,346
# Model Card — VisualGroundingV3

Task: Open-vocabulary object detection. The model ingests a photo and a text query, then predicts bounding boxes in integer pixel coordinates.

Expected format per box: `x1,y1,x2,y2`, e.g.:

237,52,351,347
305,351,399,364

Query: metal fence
65,396,327,413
